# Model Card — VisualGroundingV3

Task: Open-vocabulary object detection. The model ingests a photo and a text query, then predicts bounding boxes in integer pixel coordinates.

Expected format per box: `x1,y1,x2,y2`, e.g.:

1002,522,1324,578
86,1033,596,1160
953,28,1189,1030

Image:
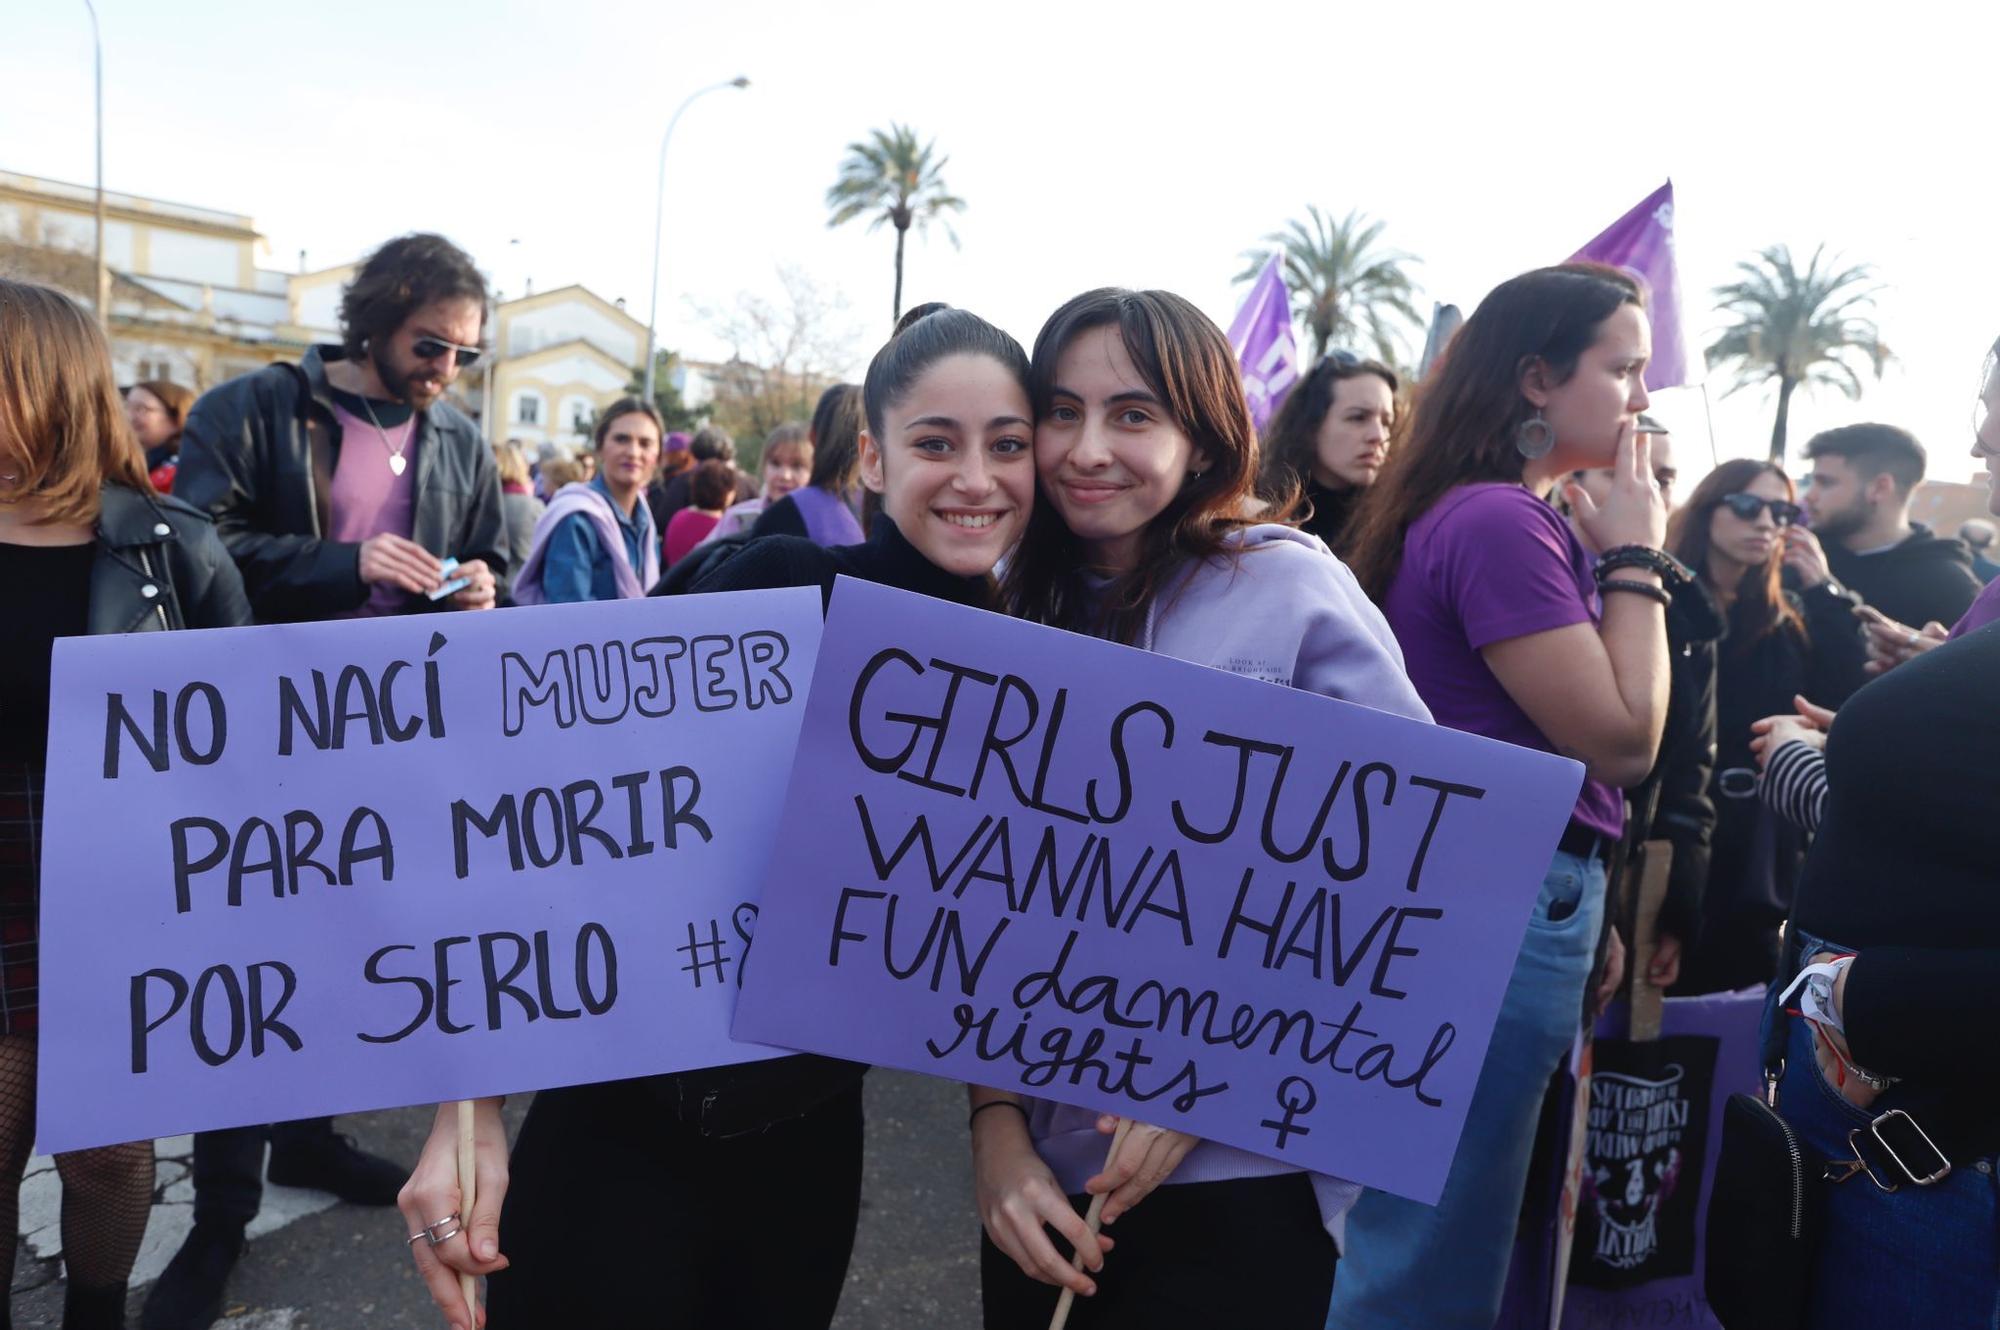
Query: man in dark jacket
175,233,506,622
150,233,505,1330
1802,423,1982,629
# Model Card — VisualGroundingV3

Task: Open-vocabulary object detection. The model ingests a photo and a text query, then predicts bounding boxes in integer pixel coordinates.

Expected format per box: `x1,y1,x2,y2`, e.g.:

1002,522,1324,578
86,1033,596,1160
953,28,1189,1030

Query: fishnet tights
0,1034,153,1313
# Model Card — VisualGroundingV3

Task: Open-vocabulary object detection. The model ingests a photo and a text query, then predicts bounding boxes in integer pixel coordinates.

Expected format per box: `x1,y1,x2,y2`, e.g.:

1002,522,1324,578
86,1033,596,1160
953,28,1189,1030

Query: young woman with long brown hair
1257,351,1398,548
981,289,1429,1327
1665,459,1865,994
1328,263,1672,1329
0,279,251,1329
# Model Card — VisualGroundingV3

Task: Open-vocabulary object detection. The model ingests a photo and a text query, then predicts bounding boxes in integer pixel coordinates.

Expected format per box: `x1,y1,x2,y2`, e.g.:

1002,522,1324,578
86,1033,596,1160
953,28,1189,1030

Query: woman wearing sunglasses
1663,459,1866,994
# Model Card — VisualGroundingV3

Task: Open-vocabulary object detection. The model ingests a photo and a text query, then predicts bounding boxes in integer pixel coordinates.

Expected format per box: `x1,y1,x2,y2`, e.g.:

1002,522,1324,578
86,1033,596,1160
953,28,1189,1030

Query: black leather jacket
174,345,507,623
88,484,252,634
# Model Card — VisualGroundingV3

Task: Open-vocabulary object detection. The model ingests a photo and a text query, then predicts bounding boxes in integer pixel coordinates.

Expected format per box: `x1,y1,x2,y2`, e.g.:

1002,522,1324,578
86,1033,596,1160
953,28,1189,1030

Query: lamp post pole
84,0,107,330
642,76,749,406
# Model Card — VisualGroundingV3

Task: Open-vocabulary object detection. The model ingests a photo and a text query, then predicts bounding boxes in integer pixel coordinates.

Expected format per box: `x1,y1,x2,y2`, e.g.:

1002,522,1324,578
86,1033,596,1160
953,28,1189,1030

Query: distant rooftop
0,170,258,238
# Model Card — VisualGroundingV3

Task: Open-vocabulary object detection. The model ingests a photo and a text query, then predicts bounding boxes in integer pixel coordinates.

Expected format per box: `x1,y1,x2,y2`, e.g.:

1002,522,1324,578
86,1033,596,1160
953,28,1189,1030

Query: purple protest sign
36,590,822,1154
1570,181,1691,391
733,578,1584,1204
1228,254,1302,430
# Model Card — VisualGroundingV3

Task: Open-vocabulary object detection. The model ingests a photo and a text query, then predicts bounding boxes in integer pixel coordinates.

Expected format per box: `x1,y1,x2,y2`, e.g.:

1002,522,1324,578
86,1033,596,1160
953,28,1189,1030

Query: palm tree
1238,206,1422,364
826,125,966,325
1706,244,1891,464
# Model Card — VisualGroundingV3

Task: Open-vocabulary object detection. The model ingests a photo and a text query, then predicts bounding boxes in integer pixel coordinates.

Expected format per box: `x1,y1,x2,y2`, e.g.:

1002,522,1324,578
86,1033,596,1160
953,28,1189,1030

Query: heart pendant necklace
358,396,409,476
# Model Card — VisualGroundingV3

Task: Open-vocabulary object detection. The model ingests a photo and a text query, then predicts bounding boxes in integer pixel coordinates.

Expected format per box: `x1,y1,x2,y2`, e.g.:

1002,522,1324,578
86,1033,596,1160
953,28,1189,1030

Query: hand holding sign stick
1049,1116,1133,1330
456,1100,478,1321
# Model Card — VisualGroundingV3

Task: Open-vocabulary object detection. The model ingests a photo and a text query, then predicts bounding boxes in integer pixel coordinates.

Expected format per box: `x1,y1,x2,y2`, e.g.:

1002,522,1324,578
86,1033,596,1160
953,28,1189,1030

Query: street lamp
642,76,749,406
83,0,106,330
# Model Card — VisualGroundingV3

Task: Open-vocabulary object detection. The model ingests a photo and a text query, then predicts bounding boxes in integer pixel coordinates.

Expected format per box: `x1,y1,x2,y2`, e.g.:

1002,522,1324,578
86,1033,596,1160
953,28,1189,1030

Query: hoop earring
1515,412,1555,459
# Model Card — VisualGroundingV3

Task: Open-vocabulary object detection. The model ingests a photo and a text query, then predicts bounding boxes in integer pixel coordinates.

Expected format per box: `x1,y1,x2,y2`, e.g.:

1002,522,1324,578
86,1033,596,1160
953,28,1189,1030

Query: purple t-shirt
1949,576,2000,640
1383,482,1624,839
328,403,418,618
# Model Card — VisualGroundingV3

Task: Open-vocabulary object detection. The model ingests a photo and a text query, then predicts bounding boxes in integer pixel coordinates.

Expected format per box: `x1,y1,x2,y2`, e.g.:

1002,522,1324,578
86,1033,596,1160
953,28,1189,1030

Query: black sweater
1794,621,2000,1090
1825,523,1982,630
686,513,986,610
637,514,987,1131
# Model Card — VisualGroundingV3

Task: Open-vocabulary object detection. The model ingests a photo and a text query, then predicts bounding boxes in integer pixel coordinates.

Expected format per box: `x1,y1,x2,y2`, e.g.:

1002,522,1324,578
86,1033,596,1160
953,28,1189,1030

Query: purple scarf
790,485,864,548
512,483,660,604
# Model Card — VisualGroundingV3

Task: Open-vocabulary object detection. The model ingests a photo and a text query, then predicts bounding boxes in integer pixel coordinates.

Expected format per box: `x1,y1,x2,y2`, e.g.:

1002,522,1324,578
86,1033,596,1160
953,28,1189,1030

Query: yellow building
0,169,647,446
478,285,648,450
0,169,328,390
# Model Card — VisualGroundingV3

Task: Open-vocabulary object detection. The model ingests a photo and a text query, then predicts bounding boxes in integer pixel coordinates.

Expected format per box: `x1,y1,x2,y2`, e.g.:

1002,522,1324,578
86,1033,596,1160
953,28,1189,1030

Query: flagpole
1699,381,1720,470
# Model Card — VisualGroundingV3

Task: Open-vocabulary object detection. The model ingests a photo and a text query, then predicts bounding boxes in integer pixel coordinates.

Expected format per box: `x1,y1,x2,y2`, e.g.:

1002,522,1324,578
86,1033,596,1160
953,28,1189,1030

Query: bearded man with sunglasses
175,231,507,623
151,233,506,1330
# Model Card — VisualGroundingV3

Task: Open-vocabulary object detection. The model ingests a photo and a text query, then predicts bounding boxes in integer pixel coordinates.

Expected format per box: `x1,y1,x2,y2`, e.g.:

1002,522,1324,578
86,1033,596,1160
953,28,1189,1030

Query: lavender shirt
1383,483,1623,839
1027,526,1431,1241
327,403,417,618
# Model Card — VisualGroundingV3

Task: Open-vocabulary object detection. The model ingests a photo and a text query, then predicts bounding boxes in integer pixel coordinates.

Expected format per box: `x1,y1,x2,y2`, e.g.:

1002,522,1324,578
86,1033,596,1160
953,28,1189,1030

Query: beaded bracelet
1595,544,1693,588
969,1099,1030,1129
1600,578,1672,608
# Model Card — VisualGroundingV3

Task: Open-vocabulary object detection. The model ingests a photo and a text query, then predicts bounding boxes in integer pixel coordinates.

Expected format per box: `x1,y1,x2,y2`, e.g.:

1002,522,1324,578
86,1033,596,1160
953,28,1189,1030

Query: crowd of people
1,227,1993,1330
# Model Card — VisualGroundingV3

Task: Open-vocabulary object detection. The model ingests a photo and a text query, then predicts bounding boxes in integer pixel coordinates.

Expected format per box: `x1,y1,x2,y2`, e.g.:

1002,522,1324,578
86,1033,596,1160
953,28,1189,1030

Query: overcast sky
6,0,1994,481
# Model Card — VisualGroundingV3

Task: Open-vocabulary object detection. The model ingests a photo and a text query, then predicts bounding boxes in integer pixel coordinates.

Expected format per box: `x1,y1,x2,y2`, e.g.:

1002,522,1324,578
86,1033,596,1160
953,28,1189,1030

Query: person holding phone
1662,461,1865,995
155,233,507,1330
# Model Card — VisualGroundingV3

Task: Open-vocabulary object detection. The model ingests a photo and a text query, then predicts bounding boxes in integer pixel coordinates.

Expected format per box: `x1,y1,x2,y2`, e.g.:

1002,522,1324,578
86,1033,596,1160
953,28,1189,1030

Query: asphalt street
12,1069,982,1328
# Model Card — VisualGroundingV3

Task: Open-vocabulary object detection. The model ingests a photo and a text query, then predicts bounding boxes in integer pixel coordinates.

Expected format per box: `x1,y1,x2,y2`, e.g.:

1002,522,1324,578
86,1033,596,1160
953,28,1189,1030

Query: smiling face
762,442,811,503
1035,324,1202,576
1526,302,1651,472
857,353,1034,576
371,296,483,409
596,410,661,508
1313,373,1395,491
1707,469,1794,570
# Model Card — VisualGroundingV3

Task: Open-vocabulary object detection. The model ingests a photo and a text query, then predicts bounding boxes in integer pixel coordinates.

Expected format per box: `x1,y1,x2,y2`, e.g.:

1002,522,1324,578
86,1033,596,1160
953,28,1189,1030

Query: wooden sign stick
456,1100,479,1322
1048,1116,1134,1330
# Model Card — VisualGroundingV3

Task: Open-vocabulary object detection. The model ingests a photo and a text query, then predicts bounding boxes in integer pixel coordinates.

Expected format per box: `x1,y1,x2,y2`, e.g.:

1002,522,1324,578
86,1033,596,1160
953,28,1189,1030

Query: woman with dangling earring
1327,263,1674,1330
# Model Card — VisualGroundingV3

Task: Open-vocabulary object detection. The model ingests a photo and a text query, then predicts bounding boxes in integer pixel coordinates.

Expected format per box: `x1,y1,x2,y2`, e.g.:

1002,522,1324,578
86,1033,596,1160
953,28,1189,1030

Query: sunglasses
410,336,483,369
1718,492,1803,526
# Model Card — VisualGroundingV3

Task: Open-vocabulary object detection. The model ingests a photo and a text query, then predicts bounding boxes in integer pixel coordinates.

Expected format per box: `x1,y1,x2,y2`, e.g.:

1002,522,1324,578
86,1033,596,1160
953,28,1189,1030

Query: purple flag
1228,255,1301,430
1569,181,1691,391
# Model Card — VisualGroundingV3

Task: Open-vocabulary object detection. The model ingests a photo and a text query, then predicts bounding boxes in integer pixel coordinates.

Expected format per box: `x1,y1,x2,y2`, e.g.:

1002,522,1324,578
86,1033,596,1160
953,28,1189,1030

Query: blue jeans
1776,929,2000,1329
1327,849,1606,1330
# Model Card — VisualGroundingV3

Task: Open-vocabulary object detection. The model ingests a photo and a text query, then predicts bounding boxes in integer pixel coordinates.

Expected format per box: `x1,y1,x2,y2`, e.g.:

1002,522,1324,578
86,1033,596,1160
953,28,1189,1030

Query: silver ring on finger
415,1211,464,1247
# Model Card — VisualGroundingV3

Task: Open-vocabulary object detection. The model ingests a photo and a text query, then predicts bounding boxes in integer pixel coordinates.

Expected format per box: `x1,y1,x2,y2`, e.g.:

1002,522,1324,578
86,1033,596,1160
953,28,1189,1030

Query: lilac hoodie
1025,523,1434,1242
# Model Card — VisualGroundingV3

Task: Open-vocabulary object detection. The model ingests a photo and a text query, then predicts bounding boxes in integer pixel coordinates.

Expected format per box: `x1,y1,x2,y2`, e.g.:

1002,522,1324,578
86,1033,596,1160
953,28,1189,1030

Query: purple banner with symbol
36,590,822,1154
1228,254,1302,430
1569,181,1691,391
733,578,1583,1204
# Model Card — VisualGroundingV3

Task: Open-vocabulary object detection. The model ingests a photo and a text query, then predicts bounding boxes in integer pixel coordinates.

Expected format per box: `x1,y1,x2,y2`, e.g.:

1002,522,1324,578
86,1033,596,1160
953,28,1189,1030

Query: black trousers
189,1116,337,1227
487,1077,863,1329
979,1172,1336,1329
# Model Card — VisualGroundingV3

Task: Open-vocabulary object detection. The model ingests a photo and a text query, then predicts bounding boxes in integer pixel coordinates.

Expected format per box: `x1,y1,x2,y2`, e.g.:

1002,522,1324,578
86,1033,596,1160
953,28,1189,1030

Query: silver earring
1515,412,1555,459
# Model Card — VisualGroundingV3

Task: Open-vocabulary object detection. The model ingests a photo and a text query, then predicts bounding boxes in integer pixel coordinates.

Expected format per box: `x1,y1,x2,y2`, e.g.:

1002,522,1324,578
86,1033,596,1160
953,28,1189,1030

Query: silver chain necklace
356,395,410,476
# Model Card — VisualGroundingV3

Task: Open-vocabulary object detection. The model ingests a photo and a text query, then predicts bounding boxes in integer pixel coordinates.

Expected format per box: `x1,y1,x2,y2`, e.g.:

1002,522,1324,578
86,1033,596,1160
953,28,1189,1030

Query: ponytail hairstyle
1341,263,1642,599
806,383,864,492
1000,288,1264,644
860,301,1030,444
